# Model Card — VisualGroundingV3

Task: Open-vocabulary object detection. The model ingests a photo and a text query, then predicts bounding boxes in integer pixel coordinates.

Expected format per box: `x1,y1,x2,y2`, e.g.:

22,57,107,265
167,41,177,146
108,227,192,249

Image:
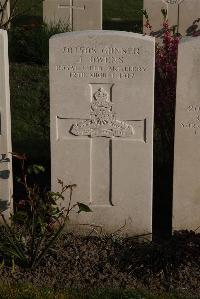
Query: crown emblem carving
70,88,134,138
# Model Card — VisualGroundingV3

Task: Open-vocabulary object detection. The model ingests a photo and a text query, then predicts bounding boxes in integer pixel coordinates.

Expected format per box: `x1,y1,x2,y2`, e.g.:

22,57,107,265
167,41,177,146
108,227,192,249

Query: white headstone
173,37,200,232
143,0,200,36
50,31,155,236
0,29,12,220
43,0,102,31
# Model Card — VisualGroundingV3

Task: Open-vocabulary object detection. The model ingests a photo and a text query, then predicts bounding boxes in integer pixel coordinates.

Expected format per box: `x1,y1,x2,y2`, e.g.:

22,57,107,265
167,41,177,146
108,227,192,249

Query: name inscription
55,46,147,80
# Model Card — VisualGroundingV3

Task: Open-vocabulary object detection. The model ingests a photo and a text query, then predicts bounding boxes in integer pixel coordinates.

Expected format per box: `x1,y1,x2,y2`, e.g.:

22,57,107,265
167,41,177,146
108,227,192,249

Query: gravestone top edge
179,36,200,45
50,30,155,43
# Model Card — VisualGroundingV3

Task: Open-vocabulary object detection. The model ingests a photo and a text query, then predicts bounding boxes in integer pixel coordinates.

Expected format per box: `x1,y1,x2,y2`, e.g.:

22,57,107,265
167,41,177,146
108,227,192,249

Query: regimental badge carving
70,88,134,138
162,0,184,4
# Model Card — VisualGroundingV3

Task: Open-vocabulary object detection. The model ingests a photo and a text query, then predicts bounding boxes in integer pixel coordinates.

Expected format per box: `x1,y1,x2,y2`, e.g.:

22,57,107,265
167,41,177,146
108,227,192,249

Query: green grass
10,63,50,161
0,284,198,299
103,0,143,21
9,22,70,64
11,0,42,17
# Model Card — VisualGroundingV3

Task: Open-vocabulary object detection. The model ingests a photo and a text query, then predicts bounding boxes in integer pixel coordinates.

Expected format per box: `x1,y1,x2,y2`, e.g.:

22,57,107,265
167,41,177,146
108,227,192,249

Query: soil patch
0,231,199,296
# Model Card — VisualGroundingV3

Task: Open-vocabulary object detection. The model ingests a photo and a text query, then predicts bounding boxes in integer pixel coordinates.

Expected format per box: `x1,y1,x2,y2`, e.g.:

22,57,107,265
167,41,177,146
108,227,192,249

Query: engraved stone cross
58,0,85,30
57,83,146,206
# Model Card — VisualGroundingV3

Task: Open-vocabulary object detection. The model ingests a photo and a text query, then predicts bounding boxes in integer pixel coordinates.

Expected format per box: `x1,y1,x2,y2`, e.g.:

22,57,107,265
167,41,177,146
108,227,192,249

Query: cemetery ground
7,46,200,298
0,229,200,298
0,1,199,299
7,51,200,298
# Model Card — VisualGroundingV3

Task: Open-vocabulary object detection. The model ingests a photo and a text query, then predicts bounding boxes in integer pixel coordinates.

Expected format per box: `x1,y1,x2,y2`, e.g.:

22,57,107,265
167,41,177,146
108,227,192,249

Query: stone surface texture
43,0,102,31
0,29,12,220
50,31,155,236
173,37,200,231
143,0,200,36
0,0,10,26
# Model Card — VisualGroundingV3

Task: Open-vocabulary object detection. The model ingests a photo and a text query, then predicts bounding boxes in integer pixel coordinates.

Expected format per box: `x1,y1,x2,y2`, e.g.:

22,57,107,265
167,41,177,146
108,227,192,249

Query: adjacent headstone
143,0,200,36
50,31,155,235
0,29,12,220
43,0,102,31
0,0,10,27
173,37,200,231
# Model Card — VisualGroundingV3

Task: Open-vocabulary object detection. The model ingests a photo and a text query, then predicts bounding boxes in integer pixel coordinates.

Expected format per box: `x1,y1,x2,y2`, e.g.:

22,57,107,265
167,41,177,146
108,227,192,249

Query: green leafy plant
0,153,92,269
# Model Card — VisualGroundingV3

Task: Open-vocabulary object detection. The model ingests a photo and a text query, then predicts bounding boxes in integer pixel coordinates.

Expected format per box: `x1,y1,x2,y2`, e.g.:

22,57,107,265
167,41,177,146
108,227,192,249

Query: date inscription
55,46,148,81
